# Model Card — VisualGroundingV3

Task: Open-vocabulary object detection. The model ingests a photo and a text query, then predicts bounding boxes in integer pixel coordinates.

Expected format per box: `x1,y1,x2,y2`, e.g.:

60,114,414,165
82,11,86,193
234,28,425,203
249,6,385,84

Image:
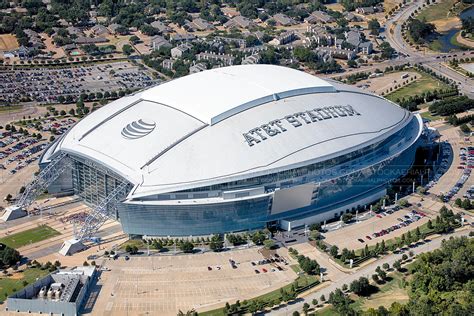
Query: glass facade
118,197,271,236
68,116,421,236
71,156,129,219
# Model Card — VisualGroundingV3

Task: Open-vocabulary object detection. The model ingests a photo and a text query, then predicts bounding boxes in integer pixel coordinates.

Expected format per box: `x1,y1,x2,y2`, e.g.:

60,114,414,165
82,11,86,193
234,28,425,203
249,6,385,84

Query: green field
420,110,443,121
0,268,50,303
0,105,23,113
385,72,450,102
417,0,458,22
0,225,60,249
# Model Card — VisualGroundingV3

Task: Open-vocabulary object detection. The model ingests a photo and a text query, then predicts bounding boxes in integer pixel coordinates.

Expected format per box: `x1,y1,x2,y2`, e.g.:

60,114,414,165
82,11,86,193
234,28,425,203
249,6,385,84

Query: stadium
40,65,423,237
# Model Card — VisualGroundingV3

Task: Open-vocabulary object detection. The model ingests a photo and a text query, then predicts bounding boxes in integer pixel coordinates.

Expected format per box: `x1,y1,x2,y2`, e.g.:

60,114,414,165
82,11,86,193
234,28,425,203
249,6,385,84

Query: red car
366,235,372,240
262,268,268,273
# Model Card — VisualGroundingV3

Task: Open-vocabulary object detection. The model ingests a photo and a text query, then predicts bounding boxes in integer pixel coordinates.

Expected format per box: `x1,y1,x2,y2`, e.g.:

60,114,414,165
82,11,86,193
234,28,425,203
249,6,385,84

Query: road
270,229,471,315
383,0,474,98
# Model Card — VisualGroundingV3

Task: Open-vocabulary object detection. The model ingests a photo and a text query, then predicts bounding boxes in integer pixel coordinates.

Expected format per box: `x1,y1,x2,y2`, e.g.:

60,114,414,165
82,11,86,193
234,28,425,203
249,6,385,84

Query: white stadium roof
46,65,421,199
141,65,336,125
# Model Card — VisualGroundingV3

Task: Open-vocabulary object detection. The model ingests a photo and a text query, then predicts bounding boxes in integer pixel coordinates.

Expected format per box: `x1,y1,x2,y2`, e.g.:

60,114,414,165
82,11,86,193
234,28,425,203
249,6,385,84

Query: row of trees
446,113,474,126
429,96,474,116
222,276,319,315
143,231,269,253
454,197,474,210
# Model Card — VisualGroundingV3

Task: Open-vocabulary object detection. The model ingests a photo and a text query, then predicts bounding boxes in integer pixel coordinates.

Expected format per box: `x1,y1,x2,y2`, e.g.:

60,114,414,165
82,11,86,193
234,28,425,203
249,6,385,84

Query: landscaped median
0,225,61,249
200,273,320,316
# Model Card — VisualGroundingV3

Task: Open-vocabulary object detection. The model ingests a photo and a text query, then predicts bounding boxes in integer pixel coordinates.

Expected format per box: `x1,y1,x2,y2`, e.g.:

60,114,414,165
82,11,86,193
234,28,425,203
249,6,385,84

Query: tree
393,260,402,271
303,302,310,315
377,269,387,280
263,239,275,249
382,262,390,270
180,241,194,253
130,35,140,44
350,277,371,296
341,213,353,223
122,44,133,55
347,59,358,68
372,273,380,283
461,198,472,210
330,245,339,258
398,199,408,207
427,219,433,229
297,255,320,275
209,235,223,252
251,231,266,245
368,19,380,35
309,223,321,231
312,298,318,306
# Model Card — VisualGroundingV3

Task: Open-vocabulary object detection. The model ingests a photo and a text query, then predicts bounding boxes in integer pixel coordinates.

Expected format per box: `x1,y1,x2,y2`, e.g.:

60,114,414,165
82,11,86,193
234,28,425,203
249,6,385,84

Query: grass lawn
420,110,443,121
315,305,339,315
0,105,23,113
120,239,146,250
0,225,61,249
449,31,470,50
0,268,50,303
350,272,409,311
385,71,450,102
417,0,458,22
384,0,402,14
290,264,302,274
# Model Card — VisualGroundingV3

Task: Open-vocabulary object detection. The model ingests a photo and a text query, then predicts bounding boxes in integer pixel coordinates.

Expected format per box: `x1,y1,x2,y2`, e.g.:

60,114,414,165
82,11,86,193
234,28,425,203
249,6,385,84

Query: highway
270,229,472,315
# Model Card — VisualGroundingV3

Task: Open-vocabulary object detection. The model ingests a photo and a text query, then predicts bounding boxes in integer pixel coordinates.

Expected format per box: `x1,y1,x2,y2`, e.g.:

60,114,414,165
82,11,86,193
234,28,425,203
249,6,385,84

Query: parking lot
426,125,474,202
0,61,158,104
323,206,431,251
90,248,296,316
0,116,79,207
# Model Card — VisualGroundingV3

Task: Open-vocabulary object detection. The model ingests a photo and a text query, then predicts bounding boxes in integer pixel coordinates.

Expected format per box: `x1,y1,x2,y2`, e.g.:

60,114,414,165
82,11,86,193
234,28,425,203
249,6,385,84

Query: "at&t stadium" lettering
243,105,361,147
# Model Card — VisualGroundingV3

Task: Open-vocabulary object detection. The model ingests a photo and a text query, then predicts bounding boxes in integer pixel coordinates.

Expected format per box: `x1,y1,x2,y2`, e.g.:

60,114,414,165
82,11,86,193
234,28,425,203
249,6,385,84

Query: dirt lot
356,71,418,96
89,248,297,316
0,34,18,51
